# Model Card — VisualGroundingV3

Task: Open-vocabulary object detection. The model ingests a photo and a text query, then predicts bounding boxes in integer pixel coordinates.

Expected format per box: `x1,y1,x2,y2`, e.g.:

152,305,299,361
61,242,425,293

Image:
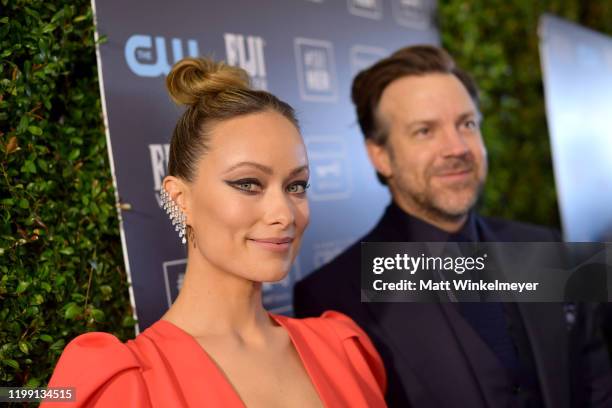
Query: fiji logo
224,33,267,90
125,35,200,77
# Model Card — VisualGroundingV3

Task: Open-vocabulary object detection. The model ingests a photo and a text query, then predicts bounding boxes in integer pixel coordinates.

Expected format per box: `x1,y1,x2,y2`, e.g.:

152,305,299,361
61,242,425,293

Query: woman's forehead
198,113,307,173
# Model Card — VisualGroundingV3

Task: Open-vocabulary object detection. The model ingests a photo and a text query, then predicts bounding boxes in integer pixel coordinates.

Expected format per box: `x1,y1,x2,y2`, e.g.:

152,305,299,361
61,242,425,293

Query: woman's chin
236,258,294,283
250,269,291,285
266,272,290,284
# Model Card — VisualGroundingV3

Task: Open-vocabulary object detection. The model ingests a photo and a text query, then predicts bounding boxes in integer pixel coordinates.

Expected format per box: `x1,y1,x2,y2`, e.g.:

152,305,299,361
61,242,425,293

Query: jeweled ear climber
160,188,187,244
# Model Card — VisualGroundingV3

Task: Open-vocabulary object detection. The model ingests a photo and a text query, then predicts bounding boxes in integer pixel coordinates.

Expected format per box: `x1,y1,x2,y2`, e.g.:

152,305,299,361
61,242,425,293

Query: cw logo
125,35,200,77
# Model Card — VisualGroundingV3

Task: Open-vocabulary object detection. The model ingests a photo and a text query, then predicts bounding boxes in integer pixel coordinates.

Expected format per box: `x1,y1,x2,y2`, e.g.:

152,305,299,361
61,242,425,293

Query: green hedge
1,0,611,393
0,0,134,390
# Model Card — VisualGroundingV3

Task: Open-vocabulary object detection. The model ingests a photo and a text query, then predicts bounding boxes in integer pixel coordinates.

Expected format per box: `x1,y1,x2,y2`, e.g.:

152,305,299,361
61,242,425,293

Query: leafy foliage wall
1,1,134,389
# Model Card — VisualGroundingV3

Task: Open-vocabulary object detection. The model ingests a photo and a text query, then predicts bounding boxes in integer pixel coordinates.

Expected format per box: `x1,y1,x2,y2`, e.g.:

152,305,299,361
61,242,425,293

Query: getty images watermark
361,242,612,302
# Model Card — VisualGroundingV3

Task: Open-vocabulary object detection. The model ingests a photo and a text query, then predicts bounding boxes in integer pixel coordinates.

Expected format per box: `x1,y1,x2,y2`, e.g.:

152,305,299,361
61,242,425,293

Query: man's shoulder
478,215,561,242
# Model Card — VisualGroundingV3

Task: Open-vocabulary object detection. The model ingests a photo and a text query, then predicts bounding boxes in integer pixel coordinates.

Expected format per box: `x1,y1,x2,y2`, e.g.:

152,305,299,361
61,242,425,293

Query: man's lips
436,169,472,177
431,168,476,186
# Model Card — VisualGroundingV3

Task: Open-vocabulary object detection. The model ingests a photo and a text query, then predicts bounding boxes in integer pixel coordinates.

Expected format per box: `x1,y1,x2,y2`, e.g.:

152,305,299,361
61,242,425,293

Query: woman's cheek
296,200,310,232
205,194,258,242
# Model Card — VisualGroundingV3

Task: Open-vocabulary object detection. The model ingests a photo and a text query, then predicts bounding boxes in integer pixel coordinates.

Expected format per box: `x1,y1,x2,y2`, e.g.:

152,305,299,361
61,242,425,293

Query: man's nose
440,126,470,157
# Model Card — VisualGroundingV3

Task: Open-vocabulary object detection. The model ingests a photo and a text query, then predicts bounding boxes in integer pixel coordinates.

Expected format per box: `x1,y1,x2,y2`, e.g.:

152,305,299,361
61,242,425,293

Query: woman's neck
161,252,272,339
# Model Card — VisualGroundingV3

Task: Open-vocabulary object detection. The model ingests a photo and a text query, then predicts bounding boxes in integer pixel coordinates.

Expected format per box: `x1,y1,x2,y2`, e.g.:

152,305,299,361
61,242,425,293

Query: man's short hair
351,45,480,146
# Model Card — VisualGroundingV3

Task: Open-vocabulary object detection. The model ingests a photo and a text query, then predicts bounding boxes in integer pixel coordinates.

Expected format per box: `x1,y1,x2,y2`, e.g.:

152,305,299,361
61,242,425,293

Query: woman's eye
238,182,256,191
287,181,310,194
228,179,262,193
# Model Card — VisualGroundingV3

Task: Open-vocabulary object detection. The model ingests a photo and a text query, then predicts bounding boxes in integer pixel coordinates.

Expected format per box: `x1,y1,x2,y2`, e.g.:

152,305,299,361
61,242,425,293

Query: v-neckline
154,314,327,407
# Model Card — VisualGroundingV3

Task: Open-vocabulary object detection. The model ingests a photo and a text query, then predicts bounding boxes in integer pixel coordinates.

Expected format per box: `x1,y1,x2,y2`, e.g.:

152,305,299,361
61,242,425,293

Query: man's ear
162,176,191,222
365,139,392,179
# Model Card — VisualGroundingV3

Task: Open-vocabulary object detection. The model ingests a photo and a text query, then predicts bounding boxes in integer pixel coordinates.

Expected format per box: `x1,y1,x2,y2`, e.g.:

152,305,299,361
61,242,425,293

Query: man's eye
463,120,478,130
415,127,430,136
287,181,310,194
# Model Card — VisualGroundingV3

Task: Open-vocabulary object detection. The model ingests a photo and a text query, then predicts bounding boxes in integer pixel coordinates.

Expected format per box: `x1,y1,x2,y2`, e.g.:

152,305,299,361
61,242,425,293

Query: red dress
41,311,387,407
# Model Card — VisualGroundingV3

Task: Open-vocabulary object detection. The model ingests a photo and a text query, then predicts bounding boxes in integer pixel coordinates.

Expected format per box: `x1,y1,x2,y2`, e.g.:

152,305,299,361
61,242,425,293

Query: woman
42,57,386,407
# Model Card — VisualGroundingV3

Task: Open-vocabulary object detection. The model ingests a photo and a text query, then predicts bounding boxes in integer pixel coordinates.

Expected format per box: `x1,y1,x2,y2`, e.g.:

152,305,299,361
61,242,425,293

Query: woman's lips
248,237,294,252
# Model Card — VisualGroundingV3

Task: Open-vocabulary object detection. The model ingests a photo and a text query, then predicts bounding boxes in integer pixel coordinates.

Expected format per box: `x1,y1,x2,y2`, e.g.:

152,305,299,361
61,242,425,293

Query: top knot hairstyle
165,57,299,182
351,45,480,146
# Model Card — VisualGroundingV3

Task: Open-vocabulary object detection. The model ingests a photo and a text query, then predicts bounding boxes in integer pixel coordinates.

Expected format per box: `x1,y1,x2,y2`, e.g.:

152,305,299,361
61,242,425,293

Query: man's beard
409,178,484,222
394,154,485,223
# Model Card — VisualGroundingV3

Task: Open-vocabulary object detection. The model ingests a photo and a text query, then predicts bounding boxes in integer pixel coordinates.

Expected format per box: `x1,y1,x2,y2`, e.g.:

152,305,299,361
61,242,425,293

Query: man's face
371,73,487,223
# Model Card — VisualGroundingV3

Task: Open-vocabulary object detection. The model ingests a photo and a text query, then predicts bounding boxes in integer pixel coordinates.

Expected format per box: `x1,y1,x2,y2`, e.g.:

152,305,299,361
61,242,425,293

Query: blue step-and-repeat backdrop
92,0,439,331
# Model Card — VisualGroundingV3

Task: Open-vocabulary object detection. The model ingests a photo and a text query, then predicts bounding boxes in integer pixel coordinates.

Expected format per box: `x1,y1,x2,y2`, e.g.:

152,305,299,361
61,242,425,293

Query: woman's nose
263,188,295,228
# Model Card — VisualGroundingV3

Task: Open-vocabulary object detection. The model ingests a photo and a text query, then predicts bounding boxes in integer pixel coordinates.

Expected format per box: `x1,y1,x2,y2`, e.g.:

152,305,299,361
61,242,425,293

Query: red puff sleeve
320,310,388,398
40,332,151,408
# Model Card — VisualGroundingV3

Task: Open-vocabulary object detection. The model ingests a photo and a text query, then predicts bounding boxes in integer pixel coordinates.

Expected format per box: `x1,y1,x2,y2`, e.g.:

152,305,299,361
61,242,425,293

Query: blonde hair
165,57,299,181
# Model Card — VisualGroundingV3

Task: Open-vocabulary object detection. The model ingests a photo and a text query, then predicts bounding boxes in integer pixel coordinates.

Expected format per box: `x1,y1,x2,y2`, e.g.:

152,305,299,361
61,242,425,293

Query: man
293,46,611,407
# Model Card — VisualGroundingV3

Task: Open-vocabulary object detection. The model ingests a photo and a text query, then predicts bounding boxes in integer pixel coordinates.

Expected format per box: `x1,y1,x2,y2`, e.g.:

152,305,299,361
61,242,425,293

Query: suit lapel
361,206,490,406
438,303,519,407
365,302,490,407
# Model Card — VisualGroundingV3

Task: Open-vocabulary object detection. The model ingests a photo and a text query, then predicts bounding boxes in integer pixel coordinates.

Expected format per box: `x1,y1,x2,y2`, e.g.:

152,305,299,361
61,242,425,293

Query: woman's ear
162,176,191,223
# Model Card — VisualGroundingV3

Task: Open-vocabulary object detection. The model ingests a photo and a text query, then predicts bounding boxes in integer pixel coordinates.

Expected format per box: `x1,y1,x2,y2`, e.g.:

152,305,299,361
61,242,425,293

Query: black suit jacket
294,204,612,408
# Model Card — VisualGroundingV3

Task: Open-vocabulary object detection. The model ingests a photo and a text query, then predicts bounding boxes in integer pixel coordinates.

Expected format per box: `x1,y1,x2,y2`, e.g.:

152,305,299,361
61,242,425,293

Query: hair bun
166,57,251,106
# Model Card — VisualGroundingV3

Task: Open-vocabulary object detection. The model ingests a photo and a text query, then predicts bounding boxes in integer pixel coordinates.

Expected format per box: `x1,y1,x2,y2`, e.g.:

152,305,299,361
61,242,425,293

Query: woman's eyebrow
289,165,309,176
223,162,309,176
223,161,272,175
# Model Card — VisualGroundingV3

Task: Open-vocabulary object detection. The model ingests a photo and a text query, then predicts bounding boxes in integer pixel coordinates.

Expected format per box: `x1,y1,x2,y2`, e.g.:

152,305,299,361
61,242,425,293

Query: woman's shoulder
42,331,150,407
56,331,140,368
288,310,372,341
